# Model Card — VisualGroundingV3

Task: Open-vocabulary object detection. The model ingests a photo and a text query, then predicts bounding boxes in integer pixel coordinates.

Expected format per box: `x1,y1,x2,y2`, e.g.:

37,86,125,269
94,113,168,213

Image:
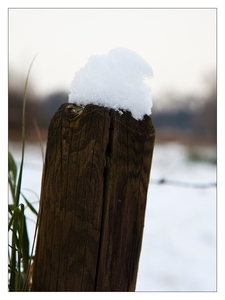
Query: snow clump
68,48,153,120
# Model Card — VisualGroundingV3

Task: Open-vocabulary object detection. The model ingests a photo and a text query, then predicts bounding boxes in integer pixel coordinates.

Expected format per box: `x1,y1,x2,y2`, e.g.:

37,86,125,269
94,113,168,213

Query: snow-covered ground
8,142,216,291
137,143,216,291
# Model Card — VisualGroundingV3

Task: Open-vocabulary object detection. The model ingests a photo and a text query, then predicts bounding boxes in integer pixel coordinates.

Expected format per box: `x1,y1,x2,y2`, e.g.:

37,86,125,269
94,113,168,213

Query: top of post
68,48,153,121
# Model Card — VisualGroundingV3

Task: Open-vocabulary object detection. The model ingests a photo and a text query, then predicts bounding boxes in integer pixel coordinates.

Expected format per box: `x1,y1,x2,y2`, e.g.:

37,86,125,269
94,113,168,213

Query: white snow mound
68,48,153,120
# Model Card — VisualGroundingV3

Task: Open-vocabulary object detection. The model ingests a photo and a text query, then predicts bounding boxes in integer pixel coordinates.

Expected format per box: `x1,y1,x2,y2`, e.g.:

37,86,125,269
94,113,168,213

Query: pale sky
9,8,216,100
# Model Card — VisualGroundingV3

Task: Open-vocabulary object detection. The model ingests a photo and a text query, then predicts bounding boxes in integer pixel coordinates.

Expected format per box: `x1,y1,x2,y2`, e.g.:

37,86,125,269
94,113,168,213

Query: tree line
8,78,216,144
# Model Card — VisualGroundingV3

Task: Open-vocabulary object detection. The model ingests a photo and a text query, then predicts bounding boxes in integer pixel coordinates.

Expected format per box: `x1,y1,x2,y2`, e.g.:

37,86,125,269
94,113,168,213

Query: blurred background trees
8,69,216,145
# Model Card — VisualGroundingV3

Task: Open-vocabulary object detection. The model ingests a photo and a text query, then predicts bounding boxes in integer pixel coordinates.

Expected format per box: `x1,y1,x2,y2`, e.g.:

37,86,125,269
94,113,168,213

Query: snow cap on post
68,48,153,120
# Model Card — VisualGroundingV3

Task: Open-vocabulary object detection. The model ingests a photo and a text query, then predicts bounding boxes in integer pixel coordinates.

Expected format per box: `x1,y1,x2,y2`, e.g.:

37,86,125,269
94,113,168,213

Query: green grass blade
8,152,17,188
17,205,25,291
8,204,25,291
9,206,18,291
8,179,16,205
8,212,15,232
8,204,14,215
8,54,38,291
21,216,29,274
21,192,38,216
16,204,30,274
15,54,38,208
18,204,25,249
8,152,18,205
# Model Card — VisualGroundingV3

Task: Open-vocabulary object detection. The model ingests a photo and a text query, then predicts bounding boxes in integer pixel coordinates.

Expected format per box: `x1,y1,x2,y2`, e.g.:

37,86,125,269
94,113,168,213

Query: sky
8,8,216,102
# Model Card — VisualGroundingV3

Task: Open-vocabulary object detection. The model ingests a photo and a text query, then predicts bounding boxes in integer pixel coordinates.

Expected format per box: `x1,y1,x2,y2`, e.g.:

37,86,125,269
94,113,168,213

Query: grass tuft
8,54,38,291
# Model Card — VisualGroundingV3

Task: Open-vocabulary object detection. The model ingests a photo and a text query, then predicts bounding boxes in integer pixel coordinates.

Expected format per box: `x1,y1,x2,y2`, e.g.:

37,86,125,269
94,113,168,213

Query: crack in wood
31,103,155,292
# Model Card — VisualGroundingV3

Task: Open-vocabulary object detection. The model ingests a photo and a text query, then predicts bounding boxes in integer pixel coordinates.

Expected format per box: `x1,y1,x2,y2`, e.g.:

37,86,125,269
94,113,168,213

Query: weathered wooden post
31,102,155,291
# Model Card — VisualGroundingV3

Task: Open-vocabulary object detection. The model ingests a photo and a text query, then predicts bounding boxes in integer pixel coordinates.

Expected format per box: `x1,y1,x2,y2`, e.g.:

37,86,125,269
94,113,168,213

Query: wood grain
31,103,155,291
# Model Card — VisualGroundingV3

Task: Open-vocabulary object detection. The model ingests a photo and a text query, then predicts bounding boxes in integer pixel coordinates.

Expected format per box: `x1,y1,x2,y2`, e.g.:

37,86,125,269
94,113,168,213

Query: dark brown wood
31,103,155,291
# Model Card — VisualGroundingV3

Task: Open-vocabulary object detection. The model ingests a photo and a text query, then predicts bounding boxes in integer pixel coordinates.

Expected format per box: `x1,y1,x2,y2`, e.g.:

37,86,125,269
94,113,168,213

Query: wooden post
31,103,155,291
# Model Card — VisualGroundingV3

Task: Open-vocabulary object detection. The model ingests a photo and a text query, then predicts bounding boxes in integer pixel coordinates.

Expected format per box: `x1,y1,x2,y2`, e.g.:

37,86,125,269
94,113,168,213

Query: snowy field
8,141,216,292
